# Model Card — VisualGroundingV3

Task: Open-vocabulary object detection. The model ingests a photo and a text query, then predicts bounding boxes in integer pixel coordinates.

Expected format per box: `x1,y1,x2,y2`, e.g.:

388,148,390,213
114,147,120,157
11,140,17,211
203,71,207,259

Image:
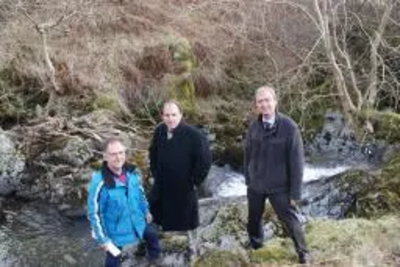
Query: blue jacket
87,164,149,247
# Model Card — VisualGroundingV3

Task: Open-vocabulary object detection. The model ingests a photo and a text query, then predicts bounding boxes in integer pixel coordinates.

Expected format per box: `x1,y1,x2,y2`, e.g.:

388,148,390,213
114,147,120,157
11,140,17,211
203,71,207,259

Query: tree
266,0,400,124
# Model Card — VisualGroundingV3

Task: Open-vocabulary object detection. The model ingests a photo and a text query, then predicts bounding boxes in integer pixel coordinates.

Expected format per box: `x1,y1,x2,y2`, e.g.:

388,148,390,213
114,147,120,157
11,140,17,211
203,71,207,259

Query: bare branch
366,1,393,106
47,4,77,30
18,6,38,27
264,0,323,34
314,0,357,114
331,1,363,110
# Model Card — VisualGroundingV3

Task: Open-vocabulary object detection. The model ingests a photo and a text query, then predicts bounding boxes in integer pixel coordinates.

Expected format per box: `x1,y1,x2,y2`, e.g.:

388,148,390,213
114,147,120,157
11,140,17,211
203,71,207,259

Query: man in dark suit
244,86,309,264
149,100,212,255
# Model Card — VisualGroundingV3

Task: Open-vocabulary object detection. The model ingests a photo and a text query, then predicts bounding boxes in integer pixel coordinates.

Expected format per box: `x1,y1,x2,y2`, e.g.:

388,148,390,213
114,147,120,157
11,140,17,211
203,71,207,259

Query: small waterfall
204,164,352,198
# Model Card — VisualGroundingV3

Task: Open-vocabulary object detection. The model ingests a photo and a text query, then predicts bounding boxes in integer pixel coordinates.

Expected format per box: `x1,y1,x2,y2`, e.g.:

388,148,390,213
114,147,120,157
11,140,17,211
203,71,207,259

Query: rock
197,201,248,256
348,152,400,218
39,135,92,167
0,129,25,196
301,170,373,218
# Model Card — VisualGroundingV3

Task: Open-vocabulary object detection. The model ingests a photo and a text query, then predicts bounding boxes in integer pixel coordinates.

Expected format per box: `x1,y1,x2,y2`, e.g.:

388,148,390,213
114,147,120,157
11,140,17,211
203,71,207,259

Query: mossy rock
351,153,400,218
249,238,297,264
194,250,249,267
161,234,188,253
166,36,196,113
200,203,247,244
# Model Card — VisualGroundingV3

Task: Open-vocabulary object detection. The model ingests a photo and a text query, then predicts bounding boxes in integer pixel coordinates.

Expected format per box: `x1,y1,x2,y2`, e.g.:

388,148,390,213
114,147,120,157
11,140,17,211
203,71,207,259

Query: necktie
263,121,271,130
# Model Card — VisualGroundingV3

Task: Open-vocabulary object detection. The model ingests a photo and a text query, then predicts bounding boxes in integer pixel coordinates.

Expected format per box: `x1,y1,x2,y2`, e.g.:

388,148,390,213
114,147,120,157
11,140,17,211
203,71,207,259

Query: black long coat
149,122,212,231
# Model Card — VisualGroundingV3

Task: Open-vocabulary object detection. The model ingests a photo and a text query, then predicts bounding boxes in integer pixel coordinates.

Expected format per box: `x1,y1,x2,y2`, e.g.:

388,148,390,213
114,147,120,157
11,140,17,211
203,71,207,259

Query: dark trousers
247,188,308,255
105,224,161,267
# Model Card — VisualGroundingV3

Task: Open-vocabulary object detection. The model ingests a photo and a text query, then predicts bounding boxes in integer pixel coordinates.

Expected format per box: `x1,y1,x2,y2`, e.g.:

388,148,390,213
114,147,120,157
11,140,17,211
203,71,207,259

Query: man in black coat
244,86,310,264
149,100,212,250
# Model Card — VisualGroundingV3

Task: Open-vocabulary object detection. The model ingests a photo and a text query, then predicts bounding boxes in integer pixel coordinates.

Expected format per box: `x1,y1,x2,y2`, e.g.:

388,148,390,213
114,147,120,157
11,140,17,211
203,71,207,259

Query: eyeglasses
106,150,126,157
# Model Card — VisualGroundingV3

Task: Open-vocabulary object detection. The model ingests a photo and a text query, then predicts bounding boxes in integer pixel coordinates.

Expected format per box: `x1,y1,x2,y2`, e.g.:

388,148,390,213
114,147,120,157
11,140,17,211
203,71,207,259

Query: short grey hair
102,136,125,152
255,86,278,101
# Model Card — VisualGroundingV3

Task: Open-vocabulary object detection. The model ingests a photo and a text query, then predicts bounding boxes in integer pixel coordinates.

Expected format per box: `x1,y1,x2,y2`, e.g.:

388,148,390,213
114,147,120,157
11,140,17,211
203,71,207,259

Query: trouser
246,188,308,255
104,224,161,267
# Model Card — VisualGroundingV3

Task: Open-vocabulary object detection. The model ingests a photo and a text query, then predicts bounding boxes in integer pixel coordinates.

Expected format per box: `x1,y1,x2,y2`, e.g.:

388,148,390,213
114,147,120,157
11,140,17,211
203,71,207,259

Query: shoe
298,252,311,264
246,241,263,250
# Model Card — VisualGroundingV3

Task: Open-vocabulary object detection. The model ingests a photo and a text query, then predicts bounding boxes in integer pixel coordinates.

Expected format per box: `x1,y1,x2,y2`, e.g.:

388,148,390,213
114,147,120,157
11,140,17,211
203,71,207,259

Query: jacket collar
257,112,281,136
101,161,136,188
162,120,186,134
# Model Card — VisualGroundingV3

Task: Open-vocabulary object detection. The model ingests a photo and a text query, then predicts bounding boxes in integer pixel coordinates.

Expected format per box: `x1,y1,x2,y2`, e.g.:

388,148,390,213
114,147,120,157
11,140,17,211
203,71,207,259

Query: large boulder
0,129,25,196
300,169,373,218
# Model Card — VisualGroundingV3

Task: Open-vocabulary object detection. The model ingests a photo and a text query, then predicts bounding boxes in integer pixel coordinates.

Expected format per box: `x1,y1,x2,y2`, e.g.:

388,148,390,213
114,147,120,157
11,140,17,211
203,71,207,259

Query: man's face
104,141,126,171
162,103,182,130
255,89,277,117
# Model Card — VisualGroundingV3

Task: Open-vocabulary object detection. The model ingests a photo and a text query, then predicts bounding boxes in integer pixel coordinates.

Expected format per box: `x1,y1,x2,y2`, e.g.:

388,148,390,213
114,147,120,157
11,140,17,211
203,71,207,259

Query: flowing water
0,203,102,267
205,164,351,198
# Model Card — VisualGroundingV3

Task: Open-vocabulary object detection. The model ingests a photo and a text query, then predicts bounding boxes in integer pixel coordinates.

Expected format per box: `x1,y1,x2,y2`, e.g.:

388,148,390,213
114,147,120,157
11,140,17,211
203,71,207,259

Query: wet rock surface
0,129,25,196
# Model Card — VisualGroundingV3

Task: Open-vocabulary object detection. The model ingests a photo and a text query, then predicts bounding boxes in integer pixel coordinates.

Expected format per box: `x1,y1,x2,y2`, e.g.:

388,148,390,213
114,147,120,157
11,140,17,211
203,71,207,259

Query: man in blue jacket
87,137,161,267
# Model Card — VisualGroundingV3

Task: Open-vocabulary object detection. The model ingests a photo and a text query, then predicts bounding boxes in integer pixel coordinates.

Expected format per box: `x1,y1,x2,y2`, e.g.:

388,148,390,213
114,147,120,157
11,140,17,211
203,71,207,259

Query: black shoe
298,252,311,264
247,241,263,250
248,237,264,250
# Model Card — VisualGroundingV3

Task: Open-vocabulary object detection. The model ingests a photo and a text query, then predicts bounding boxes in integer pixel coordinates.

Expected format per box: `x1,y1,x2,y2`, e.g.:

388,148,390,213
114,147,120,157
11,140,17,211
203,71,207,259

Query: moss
91,93,120,113
48,136,70,151
248,216,400,266
194,250,248,267
305,218,374,255
166,36,196,114
161,235,188,253
304,216,400,265
352,153,400,218
249,238,297,263
201,203,247,244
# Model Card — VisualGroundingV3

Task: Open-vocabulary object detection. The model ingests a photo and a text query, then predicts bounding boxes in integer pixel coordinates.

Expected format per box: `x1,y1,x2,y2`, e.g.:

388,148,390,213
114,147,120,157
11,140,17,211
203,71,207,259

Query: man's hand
99,243,109,251
146,213,153,224
290,199,299,208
